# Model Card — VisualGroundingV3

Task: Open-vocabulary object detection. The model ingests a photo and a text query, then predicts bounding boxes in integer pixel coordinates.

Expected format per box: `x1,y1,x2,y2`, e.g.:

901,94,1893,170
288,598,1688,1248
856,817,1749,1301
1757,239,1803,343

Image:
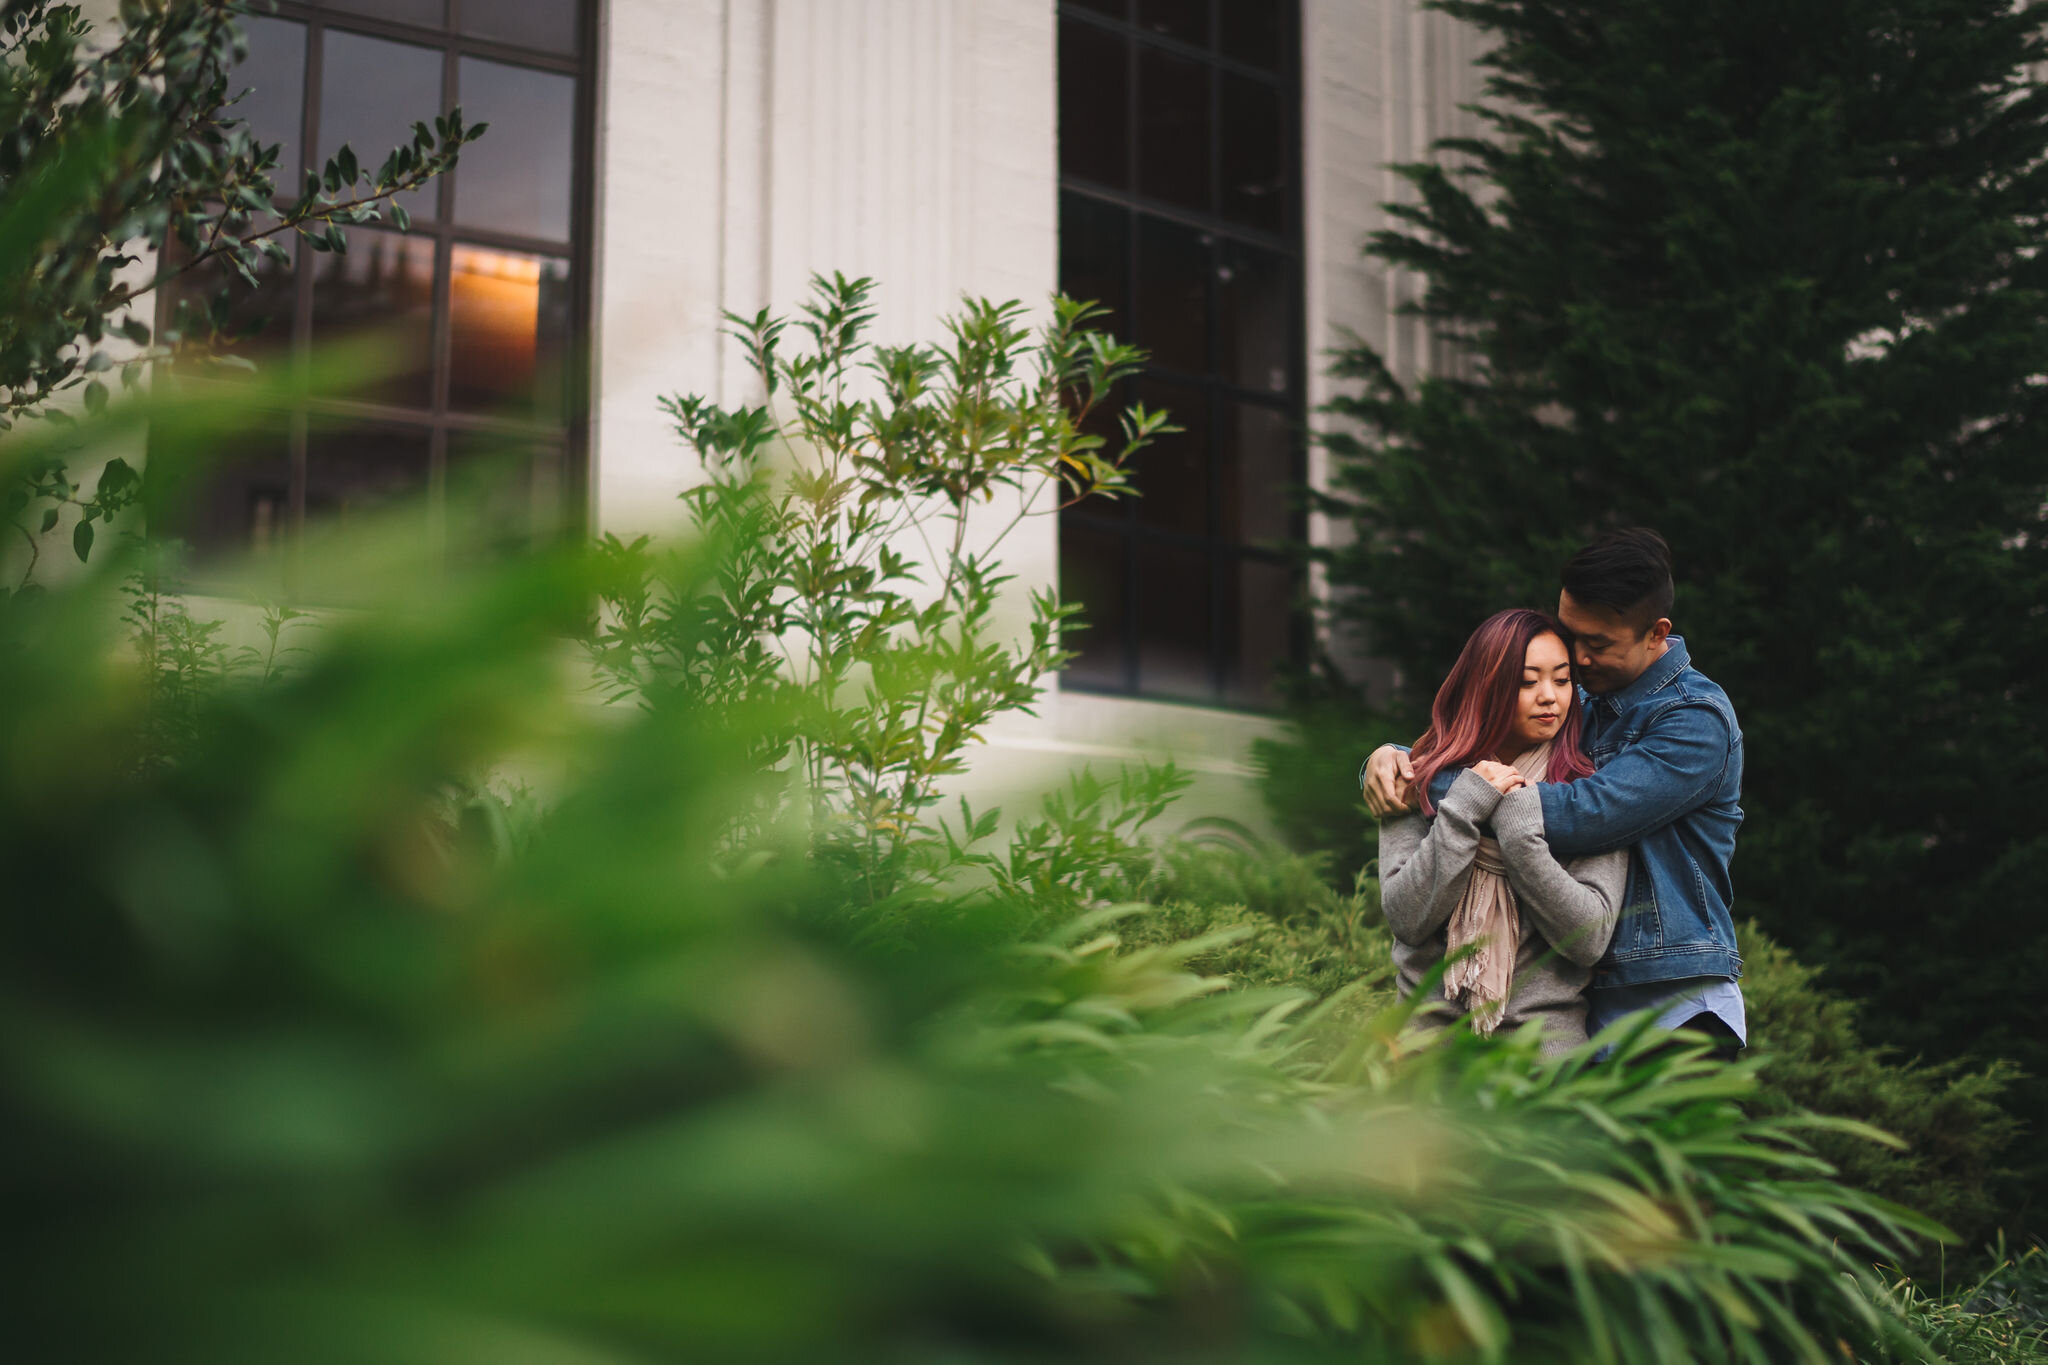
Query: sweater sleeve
1379,769,1503,946
1491,785,1627,967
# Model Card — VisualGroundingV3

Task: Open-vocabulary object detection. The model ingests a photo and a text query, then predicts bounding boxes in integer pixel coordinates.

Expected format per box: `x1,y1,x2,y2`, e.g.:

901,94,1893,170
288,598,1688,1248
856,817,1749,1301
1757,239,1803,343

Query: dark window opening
155,0,594,592
1056,0,1306,708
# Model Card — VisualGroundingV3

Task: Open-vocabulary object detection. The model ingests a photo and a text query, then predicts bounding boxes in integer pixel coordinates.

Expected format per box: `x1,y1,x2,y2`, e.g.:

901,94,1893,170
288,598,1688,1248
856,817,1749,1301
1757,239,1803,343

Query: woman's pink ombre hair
1410,608,1595,815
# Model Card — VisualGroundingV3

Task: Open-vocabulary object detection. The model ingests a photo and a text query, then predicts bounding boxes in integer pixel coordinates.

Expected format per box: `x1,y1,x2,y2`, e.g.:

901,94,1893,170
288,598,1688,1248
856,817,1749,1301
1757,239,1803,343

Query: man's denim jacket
1403,636,1745,988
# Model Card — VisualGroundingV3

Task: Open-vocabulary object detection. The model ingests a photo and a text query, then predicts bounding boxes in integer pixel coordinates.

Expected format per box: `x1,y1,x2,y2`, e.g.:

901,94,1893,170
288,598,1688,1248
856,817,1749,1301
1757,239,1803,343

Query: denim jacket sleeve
1537,701,1734,858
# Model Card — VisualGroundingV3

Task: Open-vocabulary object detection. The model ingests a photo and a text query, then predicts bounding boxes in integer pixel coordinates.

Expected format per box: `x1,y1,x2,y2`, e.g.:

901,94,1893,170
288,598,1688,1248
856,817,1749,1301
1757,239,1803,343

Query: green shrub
1741,923,2023,1273
1138,840,2022,1278
1864,1247,2048,1365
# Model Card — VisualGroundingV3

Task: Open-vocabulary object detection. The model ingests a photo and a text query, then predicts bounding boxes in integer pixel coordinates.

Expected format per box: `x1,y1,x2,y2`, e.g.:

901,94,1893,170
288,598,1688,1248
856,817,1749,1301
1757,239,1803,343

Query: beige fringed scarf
1442,740,1553,1035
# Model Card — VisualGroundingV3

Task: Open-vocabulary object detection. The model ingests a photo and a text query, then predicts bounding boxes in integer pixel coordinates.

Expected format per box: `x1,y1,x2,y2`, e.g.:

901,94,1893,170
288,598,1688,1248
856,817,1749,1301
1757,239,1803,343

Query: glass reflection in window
454,57,576,242
459,0,580,55
1129,377,1208,535
310,229,438,409
448,246,571,418
168,220,297,377
319,30,443,222
1136,541,1212,697
304,421,432,530
1059,522,1129,689
321,0,445,26
234,17,306,180
158,418,294,567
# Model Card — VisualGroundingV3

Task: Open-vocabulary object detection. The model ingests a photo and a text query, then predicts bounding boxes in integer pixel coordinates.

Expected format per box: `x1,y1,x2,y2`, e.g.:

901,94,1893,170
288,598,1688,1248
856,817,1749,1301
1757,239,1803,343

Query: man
1360,528,1747,1053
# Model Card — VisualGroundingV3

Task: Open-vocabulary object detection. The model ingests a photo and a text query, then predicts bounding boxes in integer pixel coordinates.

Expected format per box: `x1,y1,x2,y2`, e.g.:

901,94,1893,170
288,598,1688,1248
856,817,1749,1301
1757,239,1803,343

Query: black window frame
1056,0,1309,711
155,0,600,582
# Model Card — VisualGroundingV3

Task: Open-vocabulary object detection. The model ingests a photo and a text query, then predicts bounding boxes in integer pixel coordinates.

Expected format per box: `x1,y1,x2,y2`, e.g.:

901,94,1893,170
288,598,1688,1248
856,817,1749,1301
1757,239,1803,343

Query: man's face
1556,589,1670,695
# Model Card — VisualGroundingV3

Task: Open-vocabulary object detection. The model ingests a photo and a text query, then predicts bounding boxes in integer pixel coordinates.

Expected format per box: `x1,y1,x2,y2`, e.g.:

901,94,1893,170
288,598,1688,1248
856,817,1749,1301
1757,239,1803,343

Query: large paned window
161,0,593,580
1056,0,1304,708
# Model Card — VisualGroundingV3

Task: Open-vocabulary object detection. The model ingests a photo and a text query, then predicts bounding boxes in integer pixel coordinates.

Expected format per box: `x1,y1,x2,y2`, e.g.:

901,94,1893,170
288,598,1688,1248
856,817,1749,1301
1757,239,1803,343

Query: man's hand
1362,745,1418,819
1470,759,1529,797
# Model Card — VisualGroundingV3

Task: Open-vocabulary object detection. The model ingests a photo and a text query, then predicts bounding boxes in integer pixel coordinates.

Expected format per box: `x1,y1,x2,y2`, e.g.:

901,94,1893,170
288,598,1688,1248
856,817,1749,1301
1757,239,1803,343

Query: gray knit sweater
1379,769,1629,1055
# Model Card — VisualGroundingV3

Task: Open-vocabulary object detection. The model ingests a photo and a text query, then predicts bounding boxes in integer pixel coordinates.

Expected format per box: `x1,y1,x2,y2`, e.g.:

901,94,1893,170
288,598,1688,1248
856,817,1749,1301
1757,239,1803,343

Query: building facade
163,0,1488,834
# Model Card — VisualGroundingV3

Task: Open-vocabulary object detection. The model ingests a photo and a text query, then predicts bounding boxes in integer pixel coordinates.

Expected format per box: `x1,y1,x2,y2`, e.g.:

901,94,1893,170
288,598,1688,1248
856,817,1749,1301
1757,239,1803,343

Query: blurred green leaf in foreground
1,348,1962,1365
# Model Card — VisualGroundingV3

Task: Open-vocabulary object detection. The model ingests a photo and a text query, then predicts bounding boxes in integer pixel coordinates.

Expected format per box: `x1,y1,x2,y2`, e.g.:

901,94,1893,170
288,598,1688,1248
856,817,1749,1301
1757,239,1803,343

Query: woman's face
1510,631,1573,750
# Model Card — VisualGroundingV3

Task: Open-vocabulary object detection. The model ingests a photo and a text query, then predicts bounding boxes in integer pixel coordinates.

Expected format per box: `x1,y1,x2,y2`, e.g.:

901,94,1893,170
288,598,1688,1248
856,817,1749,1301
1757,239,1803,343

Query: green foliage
2,0,477,581
1151,837,2020,1280
0,387,1970,1363
1251,676,1410,890
588,275,1170,901
1740,924,2023,1277
1864,1247,2048,1365
1309,0,2048,1220
118,541,313,764
959,761,1193,909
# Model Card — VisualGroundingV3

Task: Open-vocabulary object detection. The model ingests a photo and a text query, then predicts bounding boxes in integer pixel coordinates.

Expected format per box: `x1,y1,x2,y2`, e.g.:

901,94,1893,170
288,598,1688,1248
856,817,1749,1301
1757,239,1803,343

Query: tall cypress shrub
1315,0,2048,1198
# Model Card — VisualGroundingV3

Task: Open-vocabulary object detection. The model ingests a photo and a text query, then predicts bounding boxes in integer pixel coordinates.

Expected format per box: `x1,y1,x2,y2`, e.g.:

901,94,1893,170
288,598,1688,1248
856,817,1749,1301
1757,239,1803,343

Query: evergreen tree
1315,0,2048,1206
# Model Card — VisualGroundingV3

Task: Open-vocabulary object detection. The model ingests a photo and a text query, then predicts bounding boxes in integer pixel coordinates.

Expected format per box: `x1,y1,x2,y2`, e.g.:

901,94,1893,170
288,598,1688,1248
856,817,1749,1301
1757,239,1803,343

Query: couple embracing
1360,529,1747,1058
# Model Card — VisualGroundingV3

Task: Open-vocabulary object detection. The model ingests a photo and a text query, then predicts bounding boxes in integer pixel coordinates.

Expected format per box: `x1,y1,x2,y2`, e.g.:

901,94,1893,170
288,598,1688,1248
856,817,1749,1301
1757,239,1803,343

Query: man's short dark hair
1560,528,1674,633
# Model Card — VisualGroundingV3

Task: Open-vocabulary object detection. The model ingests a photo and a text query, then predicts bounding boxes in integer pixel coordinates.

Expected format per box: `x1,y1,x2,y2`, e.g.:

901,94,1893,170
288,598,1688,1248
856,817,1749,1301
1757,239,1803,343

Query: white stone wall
589,0,1486,837
592,0,1056,538
1303,0,1487,692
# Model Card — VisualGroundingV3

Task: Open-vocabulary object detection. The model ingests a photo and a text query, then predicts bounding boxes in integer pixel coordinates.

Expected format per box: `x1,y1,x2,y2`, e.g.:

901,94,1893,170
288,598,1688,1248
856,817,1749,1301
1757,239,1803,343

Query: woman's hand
1470,760,1528,796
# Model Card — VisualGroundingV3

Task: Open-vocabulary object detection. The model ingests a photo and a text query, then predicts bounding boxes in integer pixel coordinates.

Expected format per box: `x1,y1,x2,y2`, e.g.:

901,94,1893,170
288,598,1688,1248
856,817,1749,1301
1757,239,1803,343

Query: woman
1378,609,1628,1054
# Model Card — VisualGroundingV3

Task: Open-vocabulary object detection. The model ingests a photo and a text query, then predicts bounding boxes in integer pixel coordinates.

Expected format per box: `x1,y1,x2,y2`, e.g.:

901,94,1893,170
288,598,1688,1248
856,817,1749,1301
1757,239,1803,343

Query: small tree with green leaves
1,0,480,584
590,274,1172,900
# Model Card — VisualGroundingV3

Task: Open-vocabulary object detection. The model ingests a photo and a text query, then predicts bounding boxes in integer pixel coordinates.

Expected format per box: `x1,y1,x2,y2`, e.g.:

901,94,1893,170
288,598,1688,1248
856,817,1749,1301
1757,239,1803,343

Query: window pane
1219,399,1292,544
319,30,443,221
1059,522,1129,689
1226,557,1293,706
447,435,562,561
460,0,580,55
454,58,576,242
155,417,294,568
1129,377,1207,535
322,0,445,26
304,421,432,530
310,228,437,409
234,17,306,182
448,246,573,419
1135,541,1212,698
1218,1,1285,72
1070,0,1127,17
1137,47,1211,211
1059,17,1128,190
1220,72,1285,233
168,223,297,378
1135,216,1208,375
1137,0,1208,45
1059,192,1129,338
1216,240,1290,392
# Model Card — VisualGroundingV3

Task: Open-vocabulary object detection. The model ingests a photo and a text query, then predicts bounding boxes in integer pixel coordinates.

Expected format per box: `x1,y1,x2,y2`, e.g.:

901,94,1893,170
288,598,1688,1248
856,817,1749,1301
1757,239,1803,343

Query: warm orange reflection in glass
449,246,570,419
